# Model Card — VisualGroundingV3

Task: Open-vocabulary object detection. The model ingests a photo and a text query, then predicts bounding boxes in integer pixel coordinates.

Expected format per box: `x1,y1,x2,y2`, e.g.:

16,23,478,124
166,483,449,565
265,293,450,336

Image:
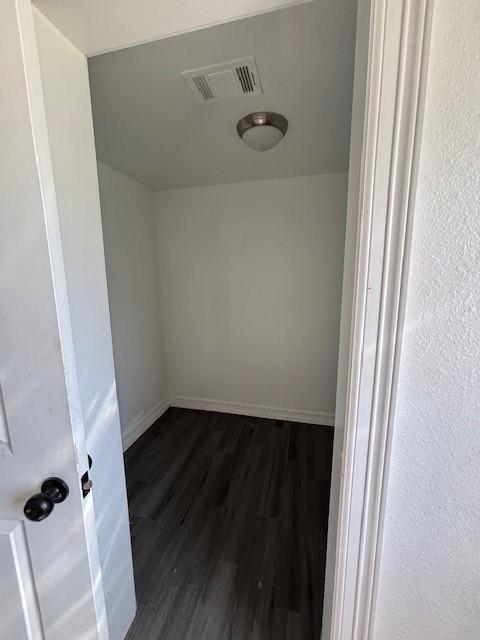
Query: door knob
24,477,69,522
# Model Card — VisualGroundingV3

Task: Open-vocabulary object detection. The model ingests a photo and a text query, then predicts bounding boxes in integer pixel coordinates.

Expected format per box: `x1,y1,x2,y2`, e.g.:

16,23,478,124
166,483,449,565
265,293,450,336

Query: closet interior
89,1,356,637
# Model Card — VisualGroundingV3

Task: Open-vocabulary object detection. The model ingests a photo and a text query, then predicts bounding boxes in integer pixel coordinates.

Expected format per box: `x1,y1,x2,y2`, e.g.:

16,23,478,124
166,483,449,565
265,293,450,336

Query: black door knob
24,477,69,522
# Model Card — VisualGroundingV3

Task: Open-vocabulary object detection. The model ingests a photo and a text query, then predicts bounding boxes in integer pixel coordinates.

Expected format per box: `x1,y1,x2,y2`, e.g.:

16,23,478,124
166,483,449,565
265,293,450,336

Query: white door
0,0,107,638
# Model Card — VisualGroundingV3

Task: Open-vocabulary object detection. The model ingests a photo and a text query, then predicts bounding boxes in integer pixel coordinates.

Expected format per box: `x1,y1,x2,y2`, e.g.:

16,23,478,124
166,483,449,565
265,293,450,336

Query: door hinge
82,454,93,498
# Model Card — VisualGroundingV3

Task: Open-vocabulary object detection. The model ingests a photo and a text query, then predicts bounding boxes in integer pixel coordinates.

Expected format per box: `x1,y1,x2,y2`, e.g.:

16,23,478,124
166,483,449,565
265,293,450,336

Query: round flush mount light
236,112,288,151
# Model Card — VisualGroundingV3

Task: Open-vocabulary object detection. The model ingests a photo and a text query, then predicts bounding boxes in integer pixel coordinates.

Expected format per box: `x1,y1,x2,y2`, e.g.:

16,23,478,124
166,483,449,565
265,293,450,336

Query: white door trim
327,1,434,639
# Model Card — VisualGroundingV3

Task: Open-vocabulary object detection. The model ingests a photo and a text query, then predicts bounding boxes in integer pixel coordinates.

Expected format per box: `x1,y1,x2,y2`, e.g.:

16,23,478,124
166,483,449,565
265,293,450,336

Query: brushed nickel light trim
236,112,288,140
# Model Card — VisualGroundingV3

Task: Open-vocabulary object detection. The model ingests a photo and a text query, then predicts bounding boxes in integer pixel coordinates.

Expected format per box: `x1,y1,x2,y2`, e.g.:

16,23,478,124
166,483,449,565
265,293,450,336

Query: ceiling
33,0,309,56
87,1,356,190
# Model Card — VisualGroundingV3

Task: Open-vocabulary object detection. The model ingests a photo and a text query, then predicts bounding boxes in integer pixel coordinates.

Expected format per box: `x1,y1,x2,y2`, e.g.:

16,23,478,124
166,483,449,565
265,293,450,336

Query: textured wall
373,1,480,638
156,174,347,421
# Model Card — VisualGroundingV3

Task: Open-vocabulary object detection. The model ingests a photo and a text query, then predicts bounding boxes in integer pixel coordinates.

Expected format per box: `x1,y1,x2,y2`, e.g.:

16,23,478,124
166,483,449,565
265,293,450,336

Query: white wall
156,174,347,423
98,162,168,448
373,1,480,638
34,13,136,640
33,0,315,56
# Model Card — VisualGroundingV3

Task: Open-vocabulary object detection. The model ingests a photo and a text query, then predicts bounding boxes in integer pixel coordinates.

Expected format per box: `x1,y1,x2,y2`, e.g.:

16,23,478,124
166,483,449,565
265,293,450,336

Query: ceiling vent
182,57,263,103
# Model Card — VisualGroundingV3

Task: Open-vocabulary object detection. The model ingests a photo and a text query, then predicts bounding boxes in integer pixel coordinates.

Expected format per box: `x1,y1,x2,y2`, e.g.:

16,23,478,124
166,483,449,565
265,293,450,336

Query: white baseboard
122,396,333,451
122,398,170,451
170,396,334,427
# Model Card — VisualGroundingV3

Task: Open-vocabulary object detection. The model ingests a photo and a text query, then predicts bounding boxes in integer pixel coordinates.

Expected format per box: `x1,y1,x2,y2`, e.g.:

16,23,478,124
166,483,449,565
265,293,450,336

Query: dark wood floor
124,408,333,640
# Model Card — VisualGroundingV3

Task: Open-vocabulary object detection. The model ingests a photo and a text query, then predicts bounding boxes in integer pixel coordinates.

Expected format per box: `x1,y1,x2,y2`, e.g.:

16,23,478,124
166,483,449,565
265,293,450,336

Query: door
0,0,107,638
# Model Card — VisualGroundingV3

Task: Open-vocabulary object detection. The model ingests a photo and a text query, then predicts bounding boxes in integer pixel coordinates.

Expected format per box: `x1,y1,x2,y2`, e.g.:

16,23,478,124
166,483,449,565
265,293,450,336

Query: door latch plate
81,454,93,498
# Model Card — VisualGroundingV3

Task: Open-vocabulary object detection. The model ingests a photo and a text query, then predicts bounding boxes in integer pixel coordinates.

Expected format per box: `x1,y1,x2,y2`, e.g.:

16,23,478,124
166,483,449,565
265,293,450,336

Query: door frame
12,0,435,637
324,1,434,638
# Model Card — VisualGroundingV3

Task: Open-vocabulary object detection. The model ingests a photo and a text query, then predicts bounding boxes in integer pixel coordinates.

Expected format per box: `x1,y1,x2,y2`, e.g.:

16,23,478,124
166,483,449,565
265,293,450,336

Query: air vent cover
182,57,263,103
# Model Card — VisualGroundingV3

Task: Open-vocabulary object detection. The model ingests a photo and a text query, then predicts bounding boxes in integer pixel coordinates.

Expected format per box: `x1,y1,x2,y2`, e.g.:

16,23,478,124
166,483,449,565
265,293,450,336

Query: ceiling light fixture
236,112,288,151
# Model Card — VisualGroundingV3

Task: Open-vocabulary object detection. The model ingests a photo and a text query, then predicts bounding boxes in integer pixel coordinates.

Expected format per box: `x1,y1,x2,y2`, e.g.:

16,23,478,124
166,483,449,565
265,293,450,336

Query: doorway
4,0,433,637
87,2,356,639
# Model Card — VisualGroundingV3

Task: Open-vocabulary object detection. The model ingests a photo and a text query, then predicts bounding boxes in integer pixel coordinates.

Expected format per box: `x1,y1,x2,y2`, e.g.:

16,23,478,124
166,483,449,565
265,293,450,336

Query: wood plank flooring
124,408,333,640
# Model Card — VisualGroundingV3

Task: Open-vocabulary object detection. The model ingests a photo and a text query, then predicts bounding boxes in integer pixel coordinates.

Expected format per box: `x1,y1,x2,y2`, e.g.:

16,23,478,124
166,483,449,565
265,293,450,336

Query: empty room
4,0,479,639
87,1,354,638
